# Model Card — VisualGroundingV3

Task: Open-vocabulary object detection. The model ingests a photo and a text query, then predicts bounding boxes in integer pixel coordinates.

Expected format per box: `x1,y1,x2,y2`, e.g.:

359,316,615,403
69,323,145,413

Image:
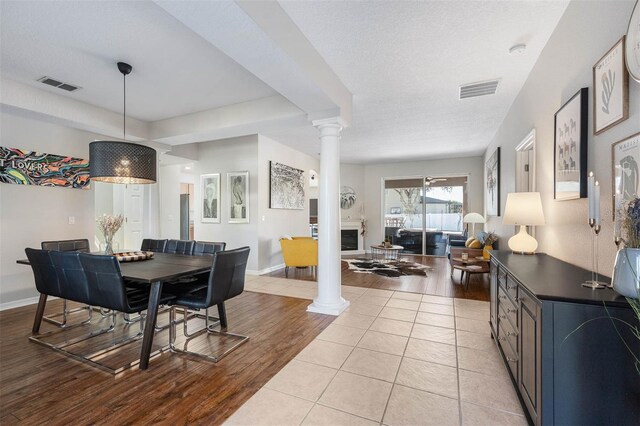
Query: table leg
139,280,163,370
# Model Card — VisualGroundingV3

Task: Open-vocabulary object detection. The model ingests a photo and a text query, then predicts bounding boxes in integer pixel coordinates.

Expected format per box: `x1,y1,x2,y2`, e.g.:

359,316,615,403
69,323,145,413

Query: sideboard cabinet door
519,287,541,424
490,261,498,335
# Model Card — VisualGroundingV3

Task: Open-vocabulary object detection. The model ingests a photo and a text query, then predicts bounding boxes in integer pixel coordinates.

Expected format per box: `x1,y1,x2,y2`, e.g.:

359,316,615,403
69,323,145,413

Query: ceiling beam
154,0,352,124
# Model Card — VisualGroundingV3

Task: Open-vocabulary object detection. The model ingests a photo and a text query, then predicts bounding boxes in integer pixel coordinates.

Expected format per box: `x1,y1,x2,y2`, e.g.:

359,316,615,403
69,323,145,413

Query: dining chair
40,239,92,327
169,246,250,362
164,239,195,255
192,241,226,256
140,238,168,253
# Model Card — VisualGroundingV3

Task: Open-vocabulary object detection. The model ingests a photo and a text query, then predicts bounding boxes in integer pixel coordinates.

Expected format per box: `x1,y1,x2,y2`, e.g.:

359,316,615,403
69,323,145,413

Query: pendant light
89,62,156,184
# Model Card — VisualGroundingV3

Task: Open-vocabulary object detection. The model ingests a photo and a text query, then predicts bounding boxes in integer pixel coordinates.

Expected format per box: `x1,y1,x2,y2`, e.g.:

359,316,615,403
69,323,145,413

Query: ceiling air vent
37,76,81,92
459,79,499,99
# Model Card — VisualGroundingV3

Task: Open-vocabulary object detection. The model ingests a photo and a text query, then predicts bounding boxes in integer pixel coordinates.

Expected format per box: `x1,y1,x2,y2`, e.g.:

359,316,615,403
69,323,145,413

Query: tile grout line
454,300,464,426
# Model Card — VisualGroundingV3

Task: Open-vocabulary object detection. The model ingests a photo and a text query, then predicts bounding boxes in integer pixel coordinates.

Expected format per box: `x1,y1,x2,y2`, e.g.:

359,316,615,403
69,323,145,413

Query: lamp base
508,225,538,254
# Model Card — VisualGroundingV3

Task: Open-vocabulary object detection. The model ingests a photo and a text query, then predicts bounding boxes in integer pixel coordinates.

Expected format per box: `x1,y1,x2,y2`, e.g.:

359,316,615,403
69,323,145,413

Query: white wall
341,163,365,222
363,156,485,247
0,112,98,306
193,136,260,271
484,0,640,275
258,135,319,271
159,164,182,240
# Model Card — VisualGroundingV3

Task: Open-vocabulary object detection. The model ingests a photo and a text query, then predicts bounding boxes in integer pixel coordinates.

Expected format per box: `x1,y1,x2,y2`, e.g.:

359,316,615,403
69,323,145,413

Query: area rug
343,258,431,278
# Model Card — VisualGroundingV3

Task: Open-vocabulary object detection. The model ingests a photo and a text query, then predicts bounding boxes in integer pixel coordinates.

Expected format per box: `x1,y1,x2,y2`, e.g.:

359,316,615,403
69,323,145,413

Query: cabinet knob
498,336,507,341
498,314,507,319
507,356,519,362
507,308,517,314
507,331,519,337
499,295,506,300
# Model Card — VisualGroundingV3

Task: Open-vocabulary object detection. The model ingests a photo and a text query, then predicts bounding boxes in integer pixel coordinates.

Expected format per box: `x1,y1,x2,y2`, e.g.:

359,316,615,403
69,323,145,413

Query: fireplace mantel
341,222,364,255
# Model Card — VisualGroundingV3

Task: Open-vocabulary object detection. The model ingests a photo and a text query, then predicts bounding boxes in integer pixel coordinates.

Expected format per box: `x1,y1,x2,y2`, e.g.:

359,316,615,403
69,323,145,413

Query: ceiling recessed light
184,166,191,170
509,43,527,55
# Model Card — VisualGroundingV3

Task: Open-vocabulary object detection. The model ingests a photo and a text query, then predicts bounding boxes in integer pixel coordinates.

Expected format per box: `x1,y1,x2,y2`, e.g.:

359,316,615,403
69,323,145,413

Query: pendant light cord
123,71,126,141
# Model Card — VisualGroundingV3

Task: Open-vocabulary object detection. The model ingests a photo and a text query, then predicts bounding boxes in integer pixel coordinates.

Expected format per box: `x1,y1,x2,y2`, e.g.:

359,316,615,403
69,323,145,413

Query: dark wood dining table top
16,252,213,283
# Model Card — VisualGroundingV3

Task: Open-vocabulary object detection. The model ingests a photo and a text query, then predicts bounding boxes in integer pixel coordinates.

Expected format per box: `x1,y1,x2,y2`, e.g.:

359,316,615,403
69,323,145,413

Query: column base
307,297,350,316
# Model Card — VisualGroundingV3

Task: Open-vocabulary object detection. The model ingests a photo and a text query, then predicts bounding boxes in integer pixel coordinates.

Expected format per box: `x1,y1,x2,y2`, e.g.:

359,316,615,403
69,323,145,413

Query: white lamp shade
503,192,545,226
463,212,486,224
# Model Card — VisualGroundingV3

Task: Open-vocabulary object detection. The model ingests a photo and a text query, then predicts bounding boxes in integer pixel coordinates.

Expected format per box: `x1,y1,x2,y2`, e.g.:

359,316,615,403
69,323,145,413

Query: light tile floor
227,276,527,426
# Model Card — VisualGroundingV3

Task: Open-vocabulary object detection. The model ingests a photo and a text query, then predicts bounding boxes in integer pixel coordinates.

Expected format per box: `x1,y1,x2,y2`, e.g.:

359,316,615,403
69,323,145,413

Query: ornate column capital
312,117,348,131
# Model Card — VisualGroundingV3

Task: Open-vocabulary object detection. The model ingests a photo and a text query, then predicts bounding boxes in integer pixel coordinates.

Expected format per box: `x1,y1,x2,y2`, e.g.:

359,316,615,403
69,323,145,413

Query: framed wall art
228,171,249,223
554,88,588,201
0,146,90,189
485,147,500,216
269,161,305,210
200,173,220,223
593,37,629,135
612,132,640,220
625,0,640,83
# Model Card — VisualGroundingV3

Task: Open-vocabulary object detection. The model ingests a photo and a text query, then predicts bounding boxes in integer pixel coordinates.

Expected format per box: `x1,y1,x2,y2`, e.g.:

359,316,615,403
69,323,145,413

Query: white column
307,117,350,316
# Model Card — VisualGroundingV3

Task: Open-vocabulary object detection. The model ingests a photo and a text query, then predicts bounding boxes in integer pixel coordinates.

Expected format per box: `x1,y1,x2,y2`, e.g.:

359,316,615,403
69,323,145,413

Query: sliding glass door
383,176,467,256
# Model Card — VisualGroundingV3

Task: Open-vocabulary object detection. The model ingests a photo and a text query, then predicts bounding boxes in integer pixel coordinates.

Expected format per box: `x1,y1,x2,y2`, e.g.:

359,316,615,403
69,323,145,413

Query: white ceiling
273,0,569,163
0,0,570,164
0,0,275,122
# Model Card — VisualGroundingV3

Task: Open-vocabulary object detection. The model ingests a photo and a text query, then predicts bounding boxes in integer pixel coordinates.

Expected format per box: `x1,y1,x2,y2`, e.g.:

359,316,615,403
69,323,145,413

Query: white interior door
124,184,144,250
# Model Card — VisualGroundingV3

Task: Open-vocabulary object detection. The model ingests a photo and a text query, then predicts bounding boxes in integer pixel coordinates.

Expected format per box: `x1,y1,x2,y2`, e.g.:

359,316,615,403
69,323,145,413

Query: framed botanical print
612,132,640,221
485,147,500,216
554,88,588,201
200,173,220,223
593,37,629,135
228,171,249,223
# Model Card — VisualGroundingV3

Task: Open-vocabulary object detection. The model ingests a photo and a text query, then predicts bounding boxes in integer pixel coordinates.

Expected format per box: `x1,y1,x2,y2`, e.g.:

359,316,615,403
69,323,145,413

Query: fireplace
341,222,364,255
341,229,358,251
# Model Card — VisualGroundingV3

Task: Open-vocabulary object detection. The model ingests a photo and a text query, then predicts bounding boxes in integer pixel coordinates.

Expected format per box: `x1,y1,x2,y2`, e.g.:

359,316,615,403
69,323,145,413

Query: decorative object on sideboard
269,161,305,210
593,36,629,135
611,132,640,225
201,173,220,223
89,62,157,184
485,147,500,216
0,146,89,189
340,186,357,209
228,171,249,223
553,87,588,201
612,197,640,299
502,192,545,254
625,0,640,83
583,174,607,288
482,231,498,260
96,214,124,255
463,212,485,236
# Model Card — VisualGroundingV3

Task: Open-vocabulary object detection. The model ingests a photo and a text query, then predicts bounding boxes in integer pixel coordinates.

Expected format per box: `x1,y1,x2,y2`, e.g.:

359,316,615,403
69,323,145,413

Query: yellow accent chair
279,237,318,277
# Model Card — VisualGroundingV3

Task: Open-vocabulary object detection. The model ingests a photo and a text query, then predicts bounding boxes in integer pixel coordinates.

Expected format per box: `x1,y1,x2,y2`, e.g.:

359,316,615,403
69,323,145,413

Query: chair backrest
204,247,250,307
41,239,90,253
192,241,226,257
25,248,63,298
78,253,131,312
279,238,318,267
164,239,195,255
141,238,168,253
50,251,92,306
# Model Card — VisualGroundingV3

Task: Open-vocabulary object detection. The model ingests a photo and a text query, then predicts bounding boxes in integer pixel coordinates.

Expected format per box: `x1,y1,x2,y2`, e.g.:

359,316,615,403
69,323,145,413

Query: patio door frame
381,173,470,255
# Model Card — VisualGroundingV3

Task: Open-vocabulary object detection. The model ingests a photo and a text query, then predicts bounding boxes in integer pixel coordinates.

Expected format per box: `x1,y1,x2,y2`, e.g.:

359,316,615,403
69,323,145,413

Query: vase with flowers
96,214,124,255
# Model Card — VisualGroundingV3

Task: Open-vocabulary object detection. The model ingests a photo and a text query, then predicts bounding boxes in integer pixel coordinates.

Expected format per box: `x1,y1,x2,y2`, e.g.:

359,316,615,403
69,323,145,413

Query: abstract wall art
593,37,629,135
228,171,249,223
485,147,501,216
269,161,305,210
612,132,640,220
0,146,90,189
554,88,588,201
201,173,220,223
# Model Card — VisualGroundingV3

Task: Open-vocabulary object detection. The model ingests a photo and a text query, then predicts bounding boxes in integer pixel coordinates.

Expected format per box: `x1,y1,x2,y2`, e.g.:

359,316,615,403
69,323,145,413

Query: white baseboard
246,263,285,276
0,295,56,311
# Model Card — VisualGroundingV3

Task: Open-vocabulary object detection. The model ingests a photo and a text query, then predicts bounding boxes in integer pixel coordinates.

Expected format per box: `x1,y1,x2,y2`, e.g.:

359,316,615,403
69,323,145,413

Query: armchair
279,237,318,277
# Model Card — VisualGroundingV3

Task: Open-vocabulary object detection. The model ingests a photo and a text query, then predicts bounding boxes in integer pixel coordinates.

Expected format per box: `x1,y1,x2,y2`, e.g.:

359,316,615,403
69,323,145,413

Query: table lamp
503,192,545,254
463,212,485,236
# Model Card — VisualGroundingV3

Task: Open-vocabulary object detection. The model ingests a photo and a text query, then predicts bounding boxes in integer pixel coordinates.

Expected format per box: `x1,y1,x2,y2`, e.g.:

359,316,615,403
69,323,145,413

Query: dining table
17,251,214,370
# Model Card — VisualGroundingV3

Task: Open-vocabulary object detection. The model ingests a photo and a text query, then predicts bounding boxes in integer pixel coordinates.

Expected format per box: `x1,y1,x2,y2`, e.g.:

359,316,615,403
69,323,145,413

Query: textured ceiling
273,0,569,163
0,0,275,122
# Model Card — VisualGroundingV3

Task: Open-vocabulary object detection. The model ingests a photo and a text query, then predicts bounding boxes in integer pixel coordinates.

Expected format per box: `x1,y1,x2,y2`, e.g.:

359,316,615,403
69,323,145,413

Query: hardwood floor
0,292,334,425
266,255,490,302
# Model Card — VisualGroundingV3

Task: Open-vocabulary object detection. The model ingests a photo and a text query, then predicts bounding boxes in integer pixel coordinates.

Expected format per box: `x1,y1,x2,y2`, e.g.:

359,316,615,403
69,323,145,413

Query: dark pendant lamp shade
89,141,157,184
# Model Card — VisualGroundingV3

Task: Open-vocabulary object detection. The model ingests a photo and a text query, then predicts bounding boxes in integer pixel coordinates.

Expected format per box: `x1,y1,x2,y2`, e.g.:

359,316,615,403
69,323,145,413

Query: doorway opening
180,183,194,240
